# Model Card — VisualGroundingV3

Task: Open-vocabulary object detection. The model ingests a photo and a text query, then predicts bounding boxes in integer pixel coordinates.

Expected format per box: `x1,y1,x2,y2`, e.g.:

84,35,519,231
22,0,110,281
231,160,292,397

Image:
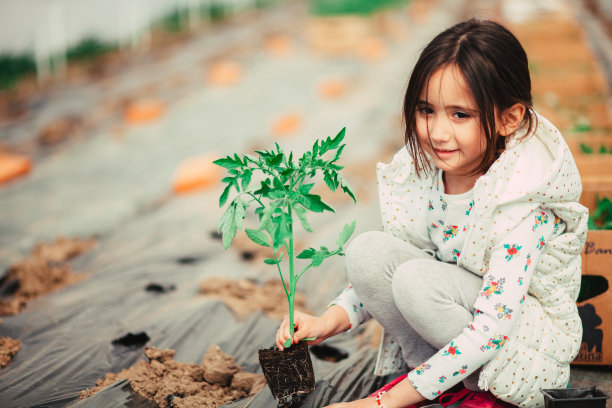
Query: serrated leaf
299,183,314,195
338,174,356,203
213,157,241,169
336,220,356,247
300,194,334,213
294,205,312,233
267,153,283,166
297,248,316,259
240,170,252,190
219,184,231,207
323,171,337,191
246,228,270,247
311,250,327,267
219,204,237,249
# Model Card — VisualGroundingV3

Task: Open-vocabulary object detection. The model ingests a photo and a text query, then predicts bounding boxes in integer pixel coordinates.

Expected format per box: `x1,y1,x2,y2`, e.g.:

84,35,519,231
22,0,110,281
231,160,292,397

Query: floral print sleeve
408,208,559,399
327,285,372,332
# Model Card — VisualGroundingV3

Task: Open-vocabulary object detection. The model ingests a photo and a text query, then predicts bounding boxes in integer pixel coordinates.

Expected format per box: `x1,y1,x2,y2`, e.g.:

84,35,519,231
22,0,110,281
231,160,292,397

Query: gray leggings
345,231,483,390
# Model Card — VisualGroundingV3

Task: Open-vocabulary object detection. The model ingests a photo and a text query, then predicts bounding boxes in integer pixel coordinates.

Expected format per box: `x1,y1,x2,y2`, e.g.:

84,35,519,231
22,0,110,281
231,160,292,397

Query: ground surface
0,0,611,407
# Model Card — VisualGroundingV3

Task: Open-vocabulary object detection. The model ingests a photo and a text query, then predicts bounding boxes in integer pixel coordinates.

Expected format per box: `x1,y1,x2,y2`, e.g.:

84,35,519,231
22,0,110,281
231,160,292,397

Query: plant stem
288,203,296,342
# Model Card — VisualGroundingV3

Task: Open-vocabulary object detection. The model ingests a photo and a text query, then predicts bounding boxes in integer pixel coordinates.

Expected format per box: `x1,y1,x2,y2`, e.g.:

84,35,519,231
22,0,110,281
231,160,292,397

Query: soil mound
199,277,306,320
0,237,96,316
80,345,265,408
0,337,21,369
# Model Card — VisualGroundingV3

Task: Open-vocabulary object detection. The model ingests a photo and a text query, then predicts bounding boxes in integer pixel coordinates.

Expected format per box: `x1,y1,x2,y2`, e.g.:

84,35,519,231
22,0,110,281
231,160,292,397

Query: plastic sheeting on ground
0,192,393,407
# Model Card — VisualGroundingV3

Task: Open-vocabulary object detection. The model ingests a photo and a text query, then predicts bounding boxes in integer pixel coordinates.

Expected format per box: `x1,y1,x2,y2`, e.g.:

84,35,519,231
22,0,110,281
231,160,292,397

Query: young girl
276,18,588,408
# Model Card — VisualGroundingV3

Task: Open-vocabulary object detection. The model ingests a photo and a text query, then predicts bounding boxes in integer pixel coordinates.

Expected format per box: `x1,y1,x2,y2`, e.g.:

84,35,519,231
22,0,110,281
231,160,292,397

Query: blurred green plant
588,196,612,230
0,54,36,91
215,128,356,347
310,0,408,16
579,143,612,155
67,37,115,62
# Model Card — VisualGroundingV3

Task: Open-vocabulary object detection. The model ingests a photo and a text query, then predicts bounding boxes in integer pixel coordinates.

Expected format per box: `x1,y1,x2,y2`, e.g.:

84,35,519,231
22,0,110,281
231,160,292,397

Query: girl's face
416,64,490,193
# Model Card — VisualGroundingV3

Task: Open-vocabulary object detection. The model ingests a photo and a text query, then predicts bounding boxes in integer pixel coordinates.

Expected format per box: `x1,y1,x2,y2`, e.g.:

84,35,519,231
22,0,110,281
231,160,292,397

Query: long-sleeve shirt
330,170,563,399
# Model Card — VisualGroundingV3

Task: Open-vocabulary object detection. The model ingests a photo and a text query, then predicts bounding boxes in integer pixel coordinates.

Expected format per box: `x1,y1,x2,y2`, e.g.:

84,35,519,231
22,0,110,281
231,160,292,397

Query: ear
498,103,526,136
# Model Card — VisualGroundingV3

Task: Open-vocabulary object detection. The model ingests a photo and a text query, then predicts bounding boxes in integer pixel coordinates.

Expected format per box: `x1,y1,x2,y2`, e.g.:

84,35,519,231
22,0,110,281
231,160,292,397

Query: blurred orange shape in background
270,112,302,137
171,152,223,194
317,79,348,99
206,61,243,86
0,153,32,186
357,37,387,61
124,99,165,124
265,34,293,57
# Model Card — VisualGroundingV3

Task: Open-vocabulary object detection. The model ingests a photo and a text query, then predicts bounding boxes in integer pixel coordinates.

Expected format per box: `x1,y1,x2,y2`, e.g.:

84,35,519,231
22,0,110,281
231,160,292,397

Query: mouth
433,148,458,155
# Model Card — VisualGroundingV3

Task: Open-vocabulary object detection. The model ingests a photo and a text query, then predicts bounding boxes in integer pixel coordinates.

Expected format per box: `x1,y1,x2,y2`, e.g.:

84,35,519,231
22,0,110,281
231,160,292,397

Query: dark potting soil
258,342,315,408
80,345,265,408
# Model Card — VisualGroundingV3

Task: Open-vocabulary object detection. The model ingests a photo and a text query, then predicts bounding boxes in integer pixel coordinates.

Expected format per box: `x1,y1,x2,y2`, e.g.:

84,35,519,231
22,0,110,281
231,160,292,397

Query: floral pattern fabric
406,171,559,397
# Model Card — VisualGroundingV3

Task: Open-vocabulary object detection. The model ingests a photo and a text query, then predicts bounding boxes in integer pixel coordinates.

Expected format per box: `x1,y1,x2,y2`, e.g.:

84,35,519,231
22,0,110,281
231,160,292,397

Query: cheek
415,117,429,144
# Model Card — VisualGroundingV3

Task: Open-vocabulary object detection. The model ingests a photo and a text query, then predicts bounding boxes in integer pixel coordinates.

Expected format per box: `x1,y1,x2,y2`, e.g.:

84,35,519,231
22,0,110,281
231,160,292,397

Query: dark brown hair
404,18,535,177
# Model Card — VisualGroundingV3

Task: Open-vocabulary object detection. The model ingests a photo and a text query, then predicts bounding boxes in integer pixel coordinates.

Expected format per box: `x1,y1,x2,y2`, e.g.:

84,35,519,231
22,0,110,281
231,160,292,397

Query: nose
427,114,452,144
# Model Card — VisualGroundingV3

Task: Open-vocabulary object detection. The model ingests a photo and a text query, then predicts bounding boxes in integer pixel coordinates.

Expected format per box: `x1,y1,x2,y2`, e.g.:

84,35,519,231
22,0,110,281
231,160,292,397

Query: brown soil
80,345,265,408
0,237,97,316
0,337,21,369
199,277,306,320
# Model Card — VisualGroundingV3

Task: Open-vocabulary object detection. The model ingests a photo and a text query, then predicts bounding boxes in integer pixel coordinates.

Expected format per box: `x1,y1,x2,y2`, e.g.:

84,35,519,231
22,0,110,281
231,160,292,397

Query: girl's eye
418,106,433,115
453,111,470,119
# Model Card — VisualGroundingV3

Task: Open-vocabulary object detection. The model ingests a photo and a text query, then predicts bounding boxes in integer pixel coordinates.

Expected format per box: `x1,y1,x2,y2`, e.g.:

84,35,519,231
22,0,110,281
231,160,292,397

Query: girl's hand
275,310,325,350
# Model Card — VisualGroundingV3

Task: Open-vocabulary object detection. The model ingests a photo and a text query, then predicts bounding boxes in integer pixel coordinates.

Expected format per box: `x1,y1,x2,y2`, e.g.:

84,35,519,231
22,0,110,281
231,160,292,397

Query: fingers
275,314,290,350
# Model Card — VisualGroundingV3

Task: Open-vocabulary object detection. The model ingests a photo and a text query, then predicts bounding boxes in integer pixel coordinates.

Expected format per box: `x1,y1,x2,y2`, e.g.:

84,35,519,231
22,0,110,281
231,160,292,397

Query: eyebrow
417,100,477,112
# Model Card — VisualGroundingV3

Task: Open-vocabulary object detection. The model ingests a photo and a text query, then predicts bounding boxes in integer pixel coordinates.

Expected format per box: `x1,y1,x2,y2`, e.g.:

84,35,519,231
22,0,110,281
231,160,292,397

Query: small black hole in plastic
241,251,255,261
112,332,150,348
145,283,176,294
310,344,349,362
176,256,204,265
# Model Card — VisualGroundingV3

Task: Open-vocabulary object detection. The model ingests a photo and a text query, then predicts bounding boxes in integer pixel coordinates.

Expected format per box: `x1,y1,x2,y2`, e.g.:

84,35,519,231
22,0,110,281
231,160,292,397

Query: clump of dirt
199,277,306,320
0,237,97,316
0,337,21,369
80,345,265,408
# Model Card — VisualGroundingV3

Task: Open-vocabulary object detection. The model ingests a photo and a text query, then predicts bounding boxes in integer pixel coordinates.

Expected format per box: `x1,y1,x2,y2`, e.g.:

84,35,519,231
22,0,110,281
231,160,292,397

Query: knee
345,231,390,289
391,259,430,309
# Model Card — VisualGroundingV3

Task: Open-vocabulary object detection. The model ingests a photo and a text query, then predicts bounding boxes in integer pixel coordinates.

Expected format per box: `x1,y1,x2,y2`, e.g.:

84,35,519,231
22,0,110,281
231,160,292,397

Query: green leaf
301,336,317,342
240,170,252,190
246,228,271,247
297,248,316,259
299,183,314,195
219,204,237,249
267,153,283,167
219,184,231,207
273,213,290,249
311,250,327,267
264,257,279,265
283,337,292,348
300,193,334,213
323,171,337,191
599,145,608,154
338,174,356,203
294,205,312,233
336,220,356,247
580,143,594,154
213,157,241,169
